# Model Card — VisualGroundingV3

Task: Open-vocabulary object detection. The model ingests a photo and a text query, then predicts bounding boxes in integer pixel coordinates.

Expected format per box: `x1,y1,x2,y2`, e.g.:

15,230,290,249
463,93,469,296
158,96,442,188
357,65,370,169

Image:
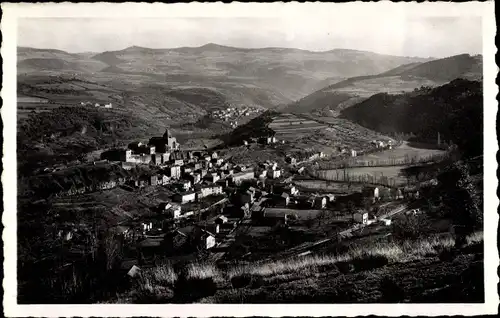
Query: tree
437,161,482,247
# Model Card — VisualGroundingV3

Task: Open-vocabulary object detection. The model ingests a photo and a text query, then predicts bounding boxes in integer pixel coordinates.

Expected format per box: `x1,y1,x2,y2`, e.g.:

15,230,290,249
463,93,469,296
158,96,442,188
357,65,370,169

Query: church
148,129,180,152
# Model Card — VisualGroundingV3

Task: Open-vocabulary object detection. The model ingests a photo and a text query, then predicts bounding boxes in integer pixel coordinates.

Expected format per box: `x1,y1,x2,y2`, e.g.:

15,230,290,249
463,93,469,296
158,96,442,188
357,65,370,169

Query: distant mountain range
18,43,432,108
281,54,482,115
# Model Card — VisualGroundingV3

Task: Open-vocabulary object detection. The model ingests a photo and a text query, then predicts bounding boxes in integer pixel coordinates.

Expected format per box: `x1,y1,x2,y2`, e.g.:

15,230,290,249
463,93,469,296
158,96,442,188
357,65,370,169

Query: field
294,180,365,194
316,166,409,186
258,113,392,156
310,142,448,186
354,142,446,162
268,113,328,142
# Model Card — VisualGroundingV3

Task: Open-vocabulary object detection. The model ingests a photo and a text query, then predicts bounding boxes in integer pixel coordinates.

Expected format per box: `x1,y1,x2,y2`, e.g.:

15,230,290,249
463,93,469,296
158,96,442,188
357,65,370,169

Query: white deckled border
1,1,498,317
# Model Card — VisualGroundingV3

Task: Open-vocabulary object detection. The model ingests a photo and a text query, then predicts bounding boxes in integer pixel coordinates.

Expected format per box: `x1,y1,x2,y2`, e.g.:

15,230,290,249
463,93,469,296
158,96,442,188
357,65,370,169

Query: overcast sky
18,16,482,58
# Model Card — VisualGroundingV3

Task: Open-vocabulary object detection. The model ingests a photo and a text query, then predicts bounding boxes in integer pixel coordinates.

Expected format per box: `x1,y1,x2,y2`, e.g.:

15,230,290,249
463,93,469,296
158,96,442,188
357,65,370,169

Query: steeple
163,129,172,139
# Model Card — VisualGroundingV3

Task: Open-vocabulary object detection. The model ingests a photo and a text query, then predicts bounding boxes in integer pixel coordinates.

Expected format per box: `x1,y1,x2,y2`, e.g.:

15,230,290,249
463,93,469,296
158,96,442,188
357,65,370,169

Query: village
64,128,427,277
209,106,263,128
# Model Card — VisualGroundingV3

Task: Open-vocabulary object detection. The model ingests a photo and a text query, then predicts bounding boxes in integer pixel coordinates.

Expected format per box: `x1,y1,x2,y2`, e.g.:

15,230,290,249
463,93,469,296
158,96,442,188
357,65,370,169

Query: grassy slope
220,111,390,158
283,54,483,116
111,233,483,303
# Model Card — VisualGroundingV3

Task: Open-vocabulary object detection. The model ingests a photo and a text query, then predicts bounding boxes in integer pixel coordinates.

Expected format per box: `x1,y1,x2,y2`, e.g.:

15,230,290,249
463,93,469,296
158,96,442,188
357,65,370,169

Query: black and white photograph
2,2,498,316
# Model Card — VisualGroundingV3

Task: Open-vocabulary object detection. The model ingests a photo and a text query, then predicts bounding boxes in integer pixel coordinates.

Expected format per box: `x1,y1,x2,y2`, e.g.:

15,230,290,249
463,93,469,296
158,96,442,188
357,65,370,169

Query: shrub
230,273,265,289
392,215,425,240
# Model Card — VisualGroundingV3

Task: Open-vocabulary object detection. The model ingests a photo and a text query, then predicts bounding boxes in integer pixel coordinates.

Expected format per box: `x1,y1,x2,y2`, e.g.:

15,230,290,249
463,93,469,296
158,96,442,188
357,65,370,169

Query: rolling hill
282,54,482,116
221,110,390,157
18,47,107,74
18,44,431,111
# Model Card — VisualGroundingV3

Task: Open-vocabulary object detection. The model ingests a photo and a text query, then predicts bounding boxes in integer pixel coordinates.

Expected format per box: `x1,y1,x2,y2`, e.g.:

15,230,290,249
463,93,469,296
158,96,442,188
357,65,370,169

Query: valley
16,43,484,305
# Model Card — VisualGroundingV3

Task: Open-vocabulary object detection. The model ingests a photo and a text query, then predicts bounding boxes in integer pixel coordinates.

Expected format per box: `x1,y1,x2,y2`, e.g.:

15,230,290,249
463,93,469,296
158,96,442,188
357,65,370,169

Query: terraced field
269,114,328,141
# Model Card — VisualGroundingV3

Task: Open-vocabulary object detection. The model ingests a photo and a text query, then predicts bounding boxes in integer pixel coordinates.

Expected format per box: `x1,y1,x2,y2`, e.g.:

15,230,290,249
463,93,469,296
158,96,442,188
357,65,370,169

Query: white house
215,215,229,225
395,189,404,200
173,191,196,204
281,192,290,206
198,185,223,199
104,103,113,108
353,211,369,224
351,150,358,157
379,218,392,226
142,222,153,232
267,169,281,179
201,230,216,249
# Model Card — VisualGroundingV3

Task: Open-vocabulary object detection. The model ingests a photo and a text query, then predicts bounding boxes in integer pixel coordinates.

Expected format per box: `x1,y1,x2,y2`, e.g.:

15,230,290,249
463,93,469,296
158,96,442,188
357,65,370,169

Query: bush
230,273,264,289
392,215,425,240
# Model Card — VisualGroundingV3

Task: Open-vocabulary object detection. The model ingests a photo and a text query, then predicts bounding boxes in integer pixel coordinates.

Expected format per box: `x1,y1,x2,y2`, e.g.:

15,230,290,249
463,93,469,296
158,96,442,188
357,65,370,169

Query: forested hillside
340,79,483,157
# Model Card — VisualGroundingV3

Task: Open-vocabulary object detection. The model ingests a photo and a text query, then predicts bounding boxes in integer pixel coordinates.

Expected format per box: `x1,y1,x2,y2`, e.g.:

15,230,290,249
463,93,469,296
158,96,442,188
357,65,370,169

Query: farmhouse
324,194,336,203
267,169,281,179
379,218,392,226
215,215,229,225
261,208,298,226
280,192,290,206
200,230,216,250
159,202,182,219
173,191,196,204
353,211,369,224
395,189,404,200
314,196,327,209
285,156,297,165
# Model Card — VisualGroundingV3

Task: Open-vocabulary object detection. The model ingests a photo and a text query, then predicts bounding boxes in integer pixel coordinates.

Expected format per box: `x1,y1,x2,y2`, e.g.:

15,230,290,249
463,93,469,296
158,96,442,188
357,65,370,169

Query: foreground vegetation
110,231,483,303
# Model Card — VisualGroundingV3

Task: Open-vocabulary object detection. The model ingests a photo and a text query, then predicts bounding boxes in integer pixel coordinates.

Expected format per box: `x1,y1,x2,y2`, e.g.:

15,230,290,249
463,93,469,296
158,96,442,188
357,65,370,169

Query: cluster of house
370,139,393,150
209,106,261,121
241,135,288,147
284,151,326,165
162,159,286,208
80,101,113,108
